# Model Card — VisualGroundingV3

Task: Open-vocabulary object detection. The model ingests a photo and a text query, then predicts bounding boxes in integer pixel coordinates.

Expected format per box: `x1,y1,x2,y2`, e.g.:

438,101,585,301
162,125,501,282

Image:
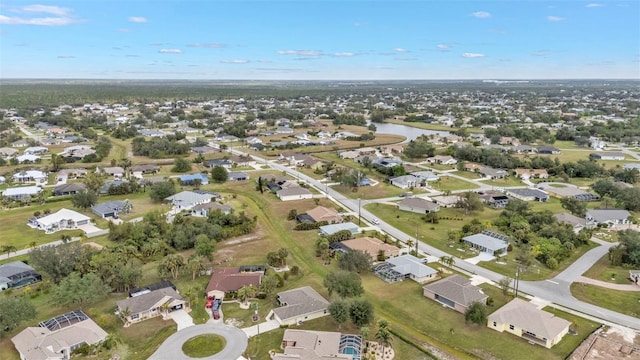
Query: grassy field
452,170,482,179
432,175,479,191
570,283,640,318
479,176,525,188
582,255,637,284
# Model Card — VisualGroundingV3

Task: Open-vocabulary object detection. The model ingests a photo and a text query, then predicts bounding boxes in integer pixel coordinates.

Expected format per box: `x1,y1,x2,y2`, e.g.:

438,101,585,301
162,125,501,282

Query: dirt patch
223,226,265,246
569,326,640,360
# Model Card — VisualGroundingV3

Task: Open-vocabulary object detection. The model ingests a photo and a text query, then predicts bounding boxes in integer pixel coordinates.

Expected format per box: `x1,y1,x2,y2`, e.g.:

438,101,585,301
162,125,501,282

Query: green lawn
479,176,525,188
582,255,635,284
427,163,457,171
452,170,482,180
432,176,479,191
182,334,226,357
570,283,640,318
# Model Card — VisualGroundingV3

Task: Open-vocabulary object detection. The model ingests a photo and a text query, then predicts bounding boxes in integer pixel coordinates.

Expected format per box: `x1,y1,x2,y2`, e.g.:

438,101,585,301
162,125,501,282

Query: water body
370,121,451,143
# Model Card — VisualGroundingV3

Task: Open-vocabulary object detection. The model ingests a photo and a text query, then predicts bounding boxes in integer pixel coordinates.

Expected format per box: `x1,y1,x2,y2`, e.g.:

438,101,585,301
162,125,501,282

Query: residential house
204,159,233,168
59,145,95,160
2,186,43,201
305,206,343,224
380,144,404,156
333,131,359,139
554,213,588,232
205,267,263,299
165,190,215,210
538,145,561,154
16,154,41,163
228,171,249,181
487,298,571,348
585,209,631,227
389,175,419,189
506,188,549,202
338,150,360,159
276,187,313,201
92,200,131,219
411,171,439,182
28,208,92,233
623,163,640,171
12,310,108,360
192,202,232,217
512,145,538,154
57,168,88,182
99,180,129,194
374,254,438,284
319,222,359,236
0,261,42,291
24,146,48,155
397,197,440,214
0,147,18,158
422,274,488,313
372,157,402,169
267,286,329,326
514,169,549,179
191,146,218,154
333,237,400,259
13,170,47,185
426,155,458,165
431,195,461,208
461,231,509,255
589,152,625,161
272,330,362,360
53,183,86,196
116,287,188,325
131,164,159,178
179,173,209,185
480,192,510,208
479,166,508,179
99,166,125,179
129,281,176,297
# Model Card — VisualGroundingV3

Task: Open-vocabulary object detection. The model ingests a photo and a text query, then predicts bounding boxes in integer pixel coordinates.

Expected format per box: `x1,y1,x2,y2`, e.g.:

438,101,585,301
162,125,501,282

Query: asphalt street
149,324,247,360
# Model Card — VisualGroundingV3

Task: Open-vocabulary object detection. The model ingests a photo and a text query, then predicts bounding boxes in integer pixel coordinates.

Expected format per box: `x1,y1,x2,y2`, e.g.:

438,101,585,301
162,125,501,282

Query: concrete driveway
168,309,194,331
149,324,248,360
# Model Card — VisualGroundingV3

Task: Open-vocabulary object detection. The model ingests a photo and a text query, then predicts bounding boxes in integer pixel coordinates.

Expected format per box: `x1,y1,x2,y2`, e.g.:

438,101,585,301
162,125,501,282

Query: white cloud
0,14,78,26
128,17,147,23
118,28,133,33
472,11,491,19
220,59,249,64
22,5,70,16
462,53,486,58
158,49,182,54
334,52,355,57
257,59,272,63
394,48,408,53
547,16,566,22
277,50,321,56
187,42,227,48
437,44,451,49
586,3,603,8
354,22,362,27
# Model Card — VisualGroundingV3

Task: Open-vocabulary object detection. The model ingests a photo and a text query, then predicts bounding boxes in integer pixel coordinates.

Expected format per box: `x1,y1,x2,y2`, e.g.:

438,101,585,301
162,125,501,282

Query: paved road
149,324,247,360
233,149,640,330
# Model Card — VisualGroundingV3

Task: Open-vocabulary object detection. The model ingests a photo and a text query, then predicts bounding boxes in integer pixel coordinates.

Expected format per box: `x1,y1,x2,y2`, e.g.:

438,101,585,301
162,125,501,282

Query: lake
369,121,450,143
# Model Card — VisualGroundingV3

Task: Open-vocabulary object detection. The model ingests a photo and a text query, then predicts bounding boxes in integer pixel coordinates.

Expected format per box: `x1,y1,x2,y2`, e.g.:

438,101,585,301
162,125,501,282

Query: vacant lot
583,254,636,285
571,283,640,318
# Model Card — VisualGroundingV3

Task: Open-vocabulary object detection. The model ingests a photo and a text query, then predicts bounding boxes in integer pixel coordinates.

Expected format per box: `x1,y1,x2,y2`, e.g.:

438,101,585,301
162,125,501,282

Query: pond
369,121,450,143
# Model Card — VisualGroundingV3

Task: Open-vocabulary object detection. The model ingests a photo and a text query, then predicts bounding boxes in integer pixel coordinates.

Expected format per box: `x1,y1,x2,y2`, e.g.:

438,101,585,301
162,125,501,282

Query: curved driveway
149,324,247,360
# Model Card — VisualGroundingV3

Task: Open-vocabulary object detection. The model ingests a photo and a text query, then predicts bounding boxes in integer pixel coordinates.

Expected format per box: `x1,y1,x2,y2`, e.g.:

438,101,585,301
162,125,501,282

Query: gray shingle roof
273,286,329,322
423,274,487,307
386,255,438,278
116,288,183,314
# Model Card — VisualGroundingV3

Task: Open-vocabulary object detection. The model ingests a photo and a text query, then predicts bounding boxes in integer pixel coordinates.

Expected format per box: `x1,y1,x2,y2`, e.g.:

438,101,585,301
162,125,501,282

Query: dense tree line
591,179,640,211
609,230,640,267
333,114,367,127
131,136,191,158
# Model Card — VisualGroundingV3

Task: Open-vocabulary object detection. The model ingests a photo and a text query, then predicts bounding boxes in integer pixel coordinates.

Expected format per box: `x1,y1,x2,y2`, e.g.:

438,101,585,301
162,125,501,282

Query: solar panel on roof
481,230,510,241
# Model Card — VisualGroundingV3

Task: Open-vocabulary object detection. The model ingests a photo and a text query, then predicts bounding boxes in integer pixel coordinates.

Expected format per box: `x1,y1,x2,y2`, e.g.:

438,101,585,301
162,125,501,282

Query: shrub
290,265,299,275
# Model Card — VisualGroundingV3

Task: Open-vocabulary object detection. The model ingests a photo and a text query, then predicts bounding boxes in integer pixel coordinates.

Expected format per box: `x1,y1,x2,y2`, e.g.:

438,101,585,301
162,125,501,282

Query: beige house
116,287,188,325
12,310,107,360
273,330,362,360
267,286,329,326
340,237,399,259
487,298,571,348
306,206,343,224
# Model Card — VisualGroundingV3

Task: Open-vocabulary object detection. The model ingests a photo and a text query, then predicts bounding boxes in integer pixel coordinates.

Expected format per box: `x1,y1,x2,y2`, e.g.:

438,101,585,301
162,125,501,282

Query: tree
172,158,192,173
83,171,105,193
498,276,512,296
375,319,393,353
328,300,349,328
360,326,370,340
2,245,17,258
456,191,483,215
266,248,289,268
237,285,258,306
50,153,64,172
464,302,488,325
211,165,228,183
259,275,279,295
349,298,374,327
187,254,206,280
158,254,185,279
0,297,36,332
256,176,264,194
287,209,298,220
560,197,588,217
149,181,176,202
195,234,216,261
72,190,98,210
53,272,110,306
30,243,93,283
324,270,364,298
338,250,371,273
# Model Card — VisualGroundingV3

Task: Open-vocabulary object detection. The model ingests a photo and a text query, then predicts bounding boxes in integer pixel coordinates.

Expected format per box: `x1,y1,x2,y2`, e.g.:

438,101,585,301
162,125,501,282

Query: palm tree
26,241,37,251
2,245,17,258
375,320,392,355
360,326,370,341
237,285,258,306
187,255,206,280
119,307,132,325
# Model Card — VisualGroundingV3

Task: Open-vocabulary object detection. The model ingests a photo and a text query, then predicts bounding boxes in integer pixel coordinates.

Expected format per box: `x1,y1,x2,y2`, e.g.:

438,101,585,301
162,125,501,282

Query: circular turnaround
182,334,226,358
149,324,248,360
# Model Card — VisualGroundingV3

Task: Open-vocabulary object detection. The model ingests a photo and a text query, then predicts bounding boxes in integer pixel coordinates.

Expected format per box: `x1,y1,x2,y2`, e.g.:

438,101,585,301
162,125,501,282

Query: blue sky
1,1,639,79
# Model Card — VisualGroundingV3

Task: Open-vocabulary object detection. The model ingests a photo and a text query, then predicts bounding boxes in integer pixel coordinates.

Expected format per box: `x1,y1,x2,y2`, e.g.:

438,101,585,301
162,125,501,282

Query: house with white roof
462,231,509,255
13,170,47,185
28,208,92,234
165,190,215,210
267,286,329,326
16,154,41,163
585,209,631,227
374,254,438,284
2,186,43,201
24,146,48,155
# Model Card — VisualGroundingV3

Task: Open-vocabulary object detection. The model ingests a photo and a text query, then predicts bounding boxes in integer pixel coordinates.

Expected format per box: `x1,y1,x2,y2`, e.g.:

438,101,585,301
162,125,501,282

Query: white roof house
462,232,509,255
13,170,47,184
2,186,43,200
585,209,631,227
165,191,214,210
16,154,41,163
28,208,92,234
385,254,438,283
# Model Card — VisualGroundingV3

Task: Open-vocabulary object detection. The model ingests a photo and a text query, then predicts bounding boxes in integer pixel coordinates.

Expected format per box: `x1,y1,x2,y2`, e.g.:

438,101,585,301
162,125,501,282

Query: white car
372,218,380,225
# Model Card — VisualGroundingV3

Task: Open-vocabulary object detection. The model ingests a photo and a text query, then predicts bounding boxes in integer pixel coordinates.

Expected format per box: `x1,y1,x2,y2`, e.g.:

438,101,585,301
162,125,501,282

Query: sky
1,0,639,80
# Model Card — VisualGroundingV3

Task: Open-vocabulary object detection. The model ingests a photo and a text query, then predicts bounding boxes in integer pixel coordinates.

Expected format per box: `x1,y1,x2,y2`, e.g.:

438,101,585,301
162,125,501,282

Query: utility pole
514,266,520,297
358,197,361,226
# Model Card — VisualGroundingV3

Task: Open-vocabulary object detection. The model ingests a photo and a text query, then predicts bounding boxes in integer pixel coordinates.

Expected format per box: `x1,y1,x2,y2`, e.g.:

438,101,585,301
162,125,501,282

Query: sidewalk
242,319,280,338
575,276,640,291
